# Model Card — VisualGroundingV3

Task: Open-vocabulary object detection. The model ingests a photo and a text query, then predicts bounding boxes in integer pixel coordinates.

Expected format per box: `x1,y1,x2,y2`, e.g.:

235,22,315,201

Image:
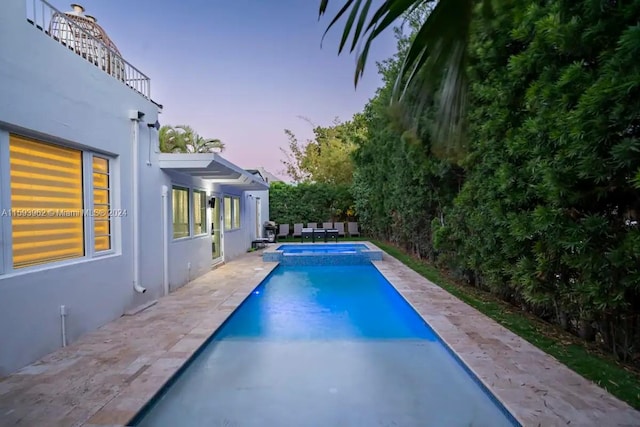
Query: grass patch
373,240,640,410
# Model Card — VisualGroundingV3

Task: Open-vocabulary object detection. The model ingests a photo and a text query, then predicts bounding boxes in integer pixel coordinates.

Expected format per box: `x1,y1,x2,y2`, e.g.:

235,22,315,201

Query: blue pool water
131,264,520,427
277,243,369,254
215,265,433,340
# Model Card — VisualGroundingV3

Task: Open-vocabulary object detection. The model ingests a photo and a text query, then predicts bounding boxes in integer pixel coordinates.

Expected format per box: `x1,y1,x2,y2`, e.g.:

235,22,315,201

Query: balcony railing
26,0,151,99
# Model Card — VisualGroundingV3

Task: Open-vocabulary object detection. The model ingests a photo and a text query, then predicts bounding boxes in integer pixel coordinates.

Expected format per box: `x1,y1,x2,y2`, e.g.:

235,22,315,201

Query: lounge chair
293,223,303,237
307,222,317,229
322,222,333,229
277,223,290,239
334,222,345,236
348,222,360,237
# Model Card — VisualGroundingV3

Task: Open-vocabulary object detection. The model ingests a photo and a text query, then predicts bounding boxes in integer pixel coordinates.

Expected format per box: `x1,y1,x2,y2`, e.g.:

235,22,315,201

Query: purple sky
47,0,397,180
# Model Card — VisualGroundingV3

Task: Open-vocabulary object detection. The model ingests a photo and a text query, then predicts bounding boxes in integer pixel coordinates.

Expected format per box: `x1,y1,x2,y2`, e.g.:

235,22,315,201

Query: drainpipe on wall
60,305,67,347
130,112,146,294
161,185,169,296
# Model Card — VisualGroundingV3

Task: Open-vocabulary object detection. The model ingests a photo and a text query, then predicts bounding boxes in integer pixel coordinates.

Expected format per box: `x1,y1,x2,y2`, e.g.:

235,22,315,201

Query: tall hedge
269,181,355,226
352,0,640,361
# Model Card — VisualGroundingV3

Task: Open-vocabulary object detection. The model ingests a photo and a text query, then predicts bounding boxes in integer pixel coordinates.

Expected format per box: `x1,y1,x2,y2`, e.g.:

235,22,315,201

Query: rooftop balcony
26,1,150,99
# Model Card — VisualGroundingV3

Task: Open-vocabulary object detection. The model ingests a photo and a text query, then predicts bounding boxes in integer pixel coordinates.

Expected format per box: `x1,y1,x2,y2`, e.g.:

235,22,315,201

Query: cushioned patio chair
277,223,290,239
334,222,345,237
322,222,333,229
348,222,360,237
293,223,303,237
307,222,318,229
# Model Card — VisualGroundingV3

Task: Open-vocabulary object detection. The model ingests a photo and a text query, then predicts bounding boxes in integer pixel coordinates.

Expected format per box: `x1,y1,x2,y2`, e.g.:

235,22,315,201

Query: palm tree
184,131,225,154
159,125,225,153
319,0,482,156
159,125,183,153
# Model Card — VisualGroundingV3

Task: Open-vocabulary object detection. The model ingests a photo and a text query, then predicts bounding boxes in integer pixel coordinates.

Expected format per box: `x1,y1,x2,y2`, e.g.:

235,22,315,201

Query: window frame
223,194,242,231
193,189,207,236
233,196,241,229
223,195,232,231
87,153,114,256
172,185,191,240
0,131,118,275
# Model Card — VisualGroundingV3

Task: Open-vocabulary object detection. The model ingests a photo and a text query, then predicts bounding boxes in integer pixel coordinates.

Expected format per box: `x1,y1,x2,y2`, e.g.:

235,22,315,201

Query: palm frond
319,0,481,161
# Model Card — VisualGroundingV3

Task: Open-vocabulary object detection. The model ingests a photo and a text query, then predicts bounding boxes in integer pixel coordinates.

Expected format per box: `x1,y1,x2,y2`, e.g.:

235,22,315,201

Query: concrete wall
0,0,163,375
163,171,213,291
0,0,267,376
216,185,248,261
245,190,270,240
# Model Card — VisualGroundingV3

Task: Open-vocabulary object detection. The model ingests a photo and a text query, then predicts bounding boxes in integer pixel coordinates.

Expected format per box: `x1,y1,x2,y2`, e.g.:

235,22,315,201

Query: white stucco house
0,0,269,376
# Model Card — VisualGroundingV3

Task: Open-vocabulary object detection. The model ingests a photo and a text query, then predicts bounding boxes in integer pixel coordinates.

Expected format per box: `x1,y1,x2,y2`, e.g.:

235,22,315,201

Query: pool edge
128,242,523,427
125,263,282,426
369,255,525,427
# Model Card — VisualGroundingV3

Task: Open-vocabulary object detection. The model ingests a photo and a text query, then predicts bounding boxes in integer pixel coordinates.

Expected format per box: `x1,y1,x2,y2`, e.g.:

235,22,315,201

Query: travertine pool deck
0,244,639,427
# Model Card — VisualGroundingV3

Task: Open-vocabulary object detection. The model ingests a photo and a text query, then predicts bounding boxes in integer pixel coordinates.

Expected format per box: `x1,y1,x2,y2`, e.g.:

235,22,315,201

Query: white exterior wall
216,185,249,261
246,189,270,240
0,0,268,376
163,171,213,291
0,0,160,375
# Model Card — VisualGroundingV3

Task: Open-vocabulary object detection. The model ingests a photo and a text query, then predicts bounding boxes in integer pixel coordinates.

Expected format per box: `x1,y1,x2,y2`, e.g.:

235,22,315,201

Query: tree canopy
159,124,225,154
279,115,365,185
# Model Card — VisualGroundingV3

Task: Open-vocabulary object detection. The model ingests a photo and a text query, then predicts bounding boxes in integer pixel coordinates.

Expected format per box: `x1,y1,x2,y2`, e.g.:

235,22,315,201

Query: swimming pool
277,243,369,254
130,264,520,426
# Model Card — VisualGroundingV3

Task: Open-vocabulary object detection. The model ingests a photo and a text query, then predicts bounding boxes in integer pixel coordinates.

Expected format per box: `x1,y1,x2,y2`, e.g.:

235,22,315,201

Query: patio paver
0,245,638,426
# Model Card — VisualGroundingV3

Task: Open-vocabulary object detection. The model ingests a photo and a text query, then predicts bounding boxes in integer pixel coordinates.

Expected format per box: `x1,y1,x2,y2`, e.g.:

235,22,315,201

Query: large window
193,190,206,235
7,134,113,270
223,195,241,230
172,186,190,239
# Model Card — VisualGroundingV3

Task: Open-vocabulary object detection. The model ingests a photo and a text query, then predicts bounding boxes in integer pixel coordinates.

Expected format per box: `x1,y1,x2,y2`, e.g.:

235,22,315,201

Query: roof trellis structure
48,3,125,81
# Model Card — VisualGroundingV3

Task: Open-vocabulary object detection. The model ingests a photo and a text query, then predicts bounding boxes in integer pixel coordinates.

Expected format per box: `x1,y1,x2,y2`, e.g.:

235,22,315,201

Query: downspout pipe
161,185,169,296
130,114,146,294
60,305,67,347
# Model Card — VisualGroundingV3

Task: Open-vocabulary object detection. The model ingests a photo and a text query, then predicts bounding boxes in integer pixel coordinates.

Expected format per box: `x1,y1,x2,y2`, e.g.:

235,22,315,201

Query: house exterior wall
216,185,249,261
0,0,267,376
245,190,270,241
0,0,162,375
163,171,213,291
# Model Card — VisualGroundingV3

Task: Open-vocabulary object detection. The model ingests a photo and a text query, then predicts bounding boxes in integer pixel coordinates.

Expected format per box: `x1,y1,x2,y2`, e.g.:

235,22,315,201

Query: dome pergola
48,4,125,81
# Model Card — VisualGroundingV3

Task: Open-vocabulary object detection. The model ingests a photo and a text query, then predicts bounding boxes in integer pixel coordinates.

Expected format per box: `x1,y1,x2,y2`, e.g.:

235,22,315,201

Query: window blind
9,134,84,268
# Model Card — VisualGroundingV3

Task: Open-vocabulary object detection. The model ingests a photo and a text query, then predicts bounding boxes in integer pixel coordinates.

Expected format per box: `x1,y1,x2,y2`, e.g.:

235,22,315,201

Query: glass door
210,196,222,261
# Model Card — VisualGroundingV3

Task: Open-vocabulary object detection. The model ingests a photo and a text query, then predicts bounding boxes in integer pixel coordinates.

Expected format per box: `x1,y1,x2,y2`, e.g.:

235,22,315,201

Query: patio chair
334,222,345,236
307,222,318,229
301,227,313,242
277,223,290,239
348,222,360,237
322,222,333,229
293,223,303,237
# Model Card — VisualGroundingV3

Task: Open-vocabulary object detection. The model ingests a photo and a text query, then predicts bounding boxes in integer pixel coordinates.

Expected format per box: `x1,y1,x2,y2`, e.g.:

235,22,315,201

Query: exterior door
210,196,222,261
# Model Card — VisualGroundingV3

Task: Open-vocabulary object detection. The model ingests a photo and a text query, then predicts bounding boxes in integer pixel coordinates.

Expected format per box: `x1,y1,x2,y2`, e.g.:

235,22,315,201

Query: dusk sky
47,0,398,180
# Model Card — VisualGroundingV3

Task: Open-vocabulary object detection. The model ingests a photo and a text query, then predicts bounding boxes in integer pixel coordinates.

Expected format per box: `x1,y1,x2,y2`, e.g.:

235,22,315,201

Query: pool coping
367,241,640,427
0,244,639,426
263,241,382,263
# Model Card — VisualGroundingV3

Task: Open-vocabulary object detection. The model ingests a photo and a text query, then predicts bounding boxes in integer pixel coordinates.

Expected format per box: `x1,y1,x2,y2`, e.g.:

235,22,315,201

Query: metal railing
26,0,151,99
